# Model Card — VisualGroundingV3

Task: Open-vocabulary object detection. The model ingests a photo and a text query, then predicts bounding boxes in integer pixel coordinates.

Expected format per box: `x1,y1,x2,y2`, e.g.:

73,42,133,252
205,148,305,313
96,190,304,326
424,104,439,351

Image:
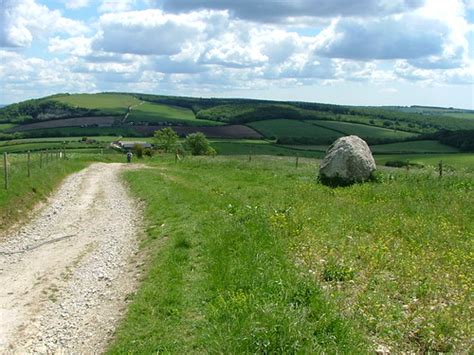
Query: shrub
185,132,215,155
132,143,144,158
153,127,178,152
143,148,154,157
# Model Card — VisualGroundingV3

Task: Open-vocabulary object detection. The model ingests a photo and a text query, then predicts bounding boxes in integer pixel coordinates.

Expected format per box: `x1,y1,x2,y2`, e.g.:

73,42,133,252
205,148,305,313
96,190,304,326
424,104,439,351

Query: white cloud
0,50,96,103
0,0,88,48
48,36,92,56
157,0,425,22
98,0,137,13
64,0,90,10
316,15,447,60
92,9,203,55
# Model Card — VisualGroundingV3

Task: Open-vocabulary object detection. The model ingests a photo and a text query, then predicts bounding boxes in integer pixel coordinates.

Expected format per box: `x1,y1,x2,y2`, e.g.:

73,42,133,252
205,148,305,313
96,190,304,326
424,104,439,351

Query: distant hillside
1,92,474,149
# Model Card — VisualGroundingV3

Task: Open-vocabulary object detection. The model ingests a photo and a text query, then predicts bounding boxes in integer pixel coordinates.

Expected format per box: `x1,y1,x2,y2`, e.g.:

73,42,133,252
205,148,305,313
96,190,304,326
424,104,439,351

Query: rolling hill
0,92,473,155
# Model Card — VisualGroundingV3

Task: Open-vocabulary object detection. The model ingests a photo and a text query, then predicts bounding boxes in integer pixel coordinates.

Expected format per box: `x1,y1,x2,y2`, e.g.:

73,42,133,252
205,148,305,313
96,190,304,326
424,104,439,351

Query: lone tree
153,127,179,152
185,132,216,156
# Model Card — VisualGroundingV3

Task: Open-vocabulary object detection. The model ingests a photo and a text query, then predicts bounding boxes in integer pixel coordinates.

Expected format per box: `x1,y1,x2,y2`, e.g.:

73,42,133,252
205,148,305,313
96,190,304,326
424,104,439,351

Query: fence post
439,160,443,178
27,151,31,177
295,153,299,169
40,151,43,168
3,152,8,190
248,151,252,162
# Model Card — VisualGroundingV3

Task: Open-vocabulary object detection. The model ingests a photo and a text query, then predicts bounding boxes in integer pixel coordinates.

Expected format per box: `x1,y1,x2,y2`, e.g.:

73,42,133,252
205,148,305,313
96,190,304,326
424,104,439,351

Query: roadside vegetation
0,154,88,230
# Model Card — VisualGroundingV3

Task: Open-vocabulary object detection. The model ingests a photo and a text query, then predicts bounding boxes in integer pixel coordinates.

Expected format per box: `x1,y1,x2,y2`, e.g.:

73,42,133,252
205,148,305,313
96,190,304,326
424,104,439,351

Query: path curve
0,163,143,353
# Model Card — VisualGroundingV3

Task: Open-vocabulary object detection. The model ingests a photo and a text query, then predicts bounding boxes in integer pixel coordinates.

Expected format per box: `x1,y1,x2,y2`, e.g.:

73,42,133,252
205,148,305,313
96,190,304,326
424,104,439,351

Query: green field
21,126,140,138
248,119,343,143
443,112,474,119
0,123,14,131
0,141,108,154
370,140,459,154
52,93,141,115
213,141,324,158
375,153,474,171
128,102,221,126
309,120,418,141
105,155,473,353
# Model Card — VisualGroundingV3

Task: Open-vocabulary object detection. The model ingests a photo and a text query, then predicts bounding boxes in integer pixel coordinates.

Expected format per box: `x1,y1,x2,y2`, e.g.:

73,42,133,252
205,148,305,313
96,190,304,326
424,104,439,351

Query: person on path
126,151,133,163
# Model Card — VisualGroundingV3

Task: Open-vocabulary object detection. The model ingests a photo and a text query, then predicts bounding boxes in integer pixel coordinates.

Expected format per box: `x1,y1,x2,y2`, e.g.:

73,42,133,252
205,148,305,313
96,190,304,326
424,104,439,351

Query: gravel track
0,163,143,353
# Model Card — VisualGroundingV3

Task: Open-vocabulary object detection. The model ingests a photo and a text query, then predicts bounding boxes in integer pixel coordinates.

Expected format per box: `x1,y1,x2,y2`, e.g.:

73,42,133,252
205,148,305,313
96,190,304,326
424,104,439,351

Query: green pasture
0,123,14,131
375,153,474,171
213,141,324,158
309,120,418,141
442,112,474,119
248,119,343,142
52,93,141,115
128,102,221,126
370,140,459,154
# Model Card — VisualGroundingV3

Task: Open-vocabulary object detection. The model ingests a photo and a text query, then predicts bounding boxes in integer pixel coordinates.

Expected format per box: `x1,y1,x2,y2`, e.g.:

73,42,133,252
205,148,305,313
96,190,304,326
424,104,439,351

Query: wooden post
295,153,299,169
3,152,8,190
175,150,178,163
248,151,252,162
40,151,43,168
27,151,31,177
406,160,410,172
439,160,443,178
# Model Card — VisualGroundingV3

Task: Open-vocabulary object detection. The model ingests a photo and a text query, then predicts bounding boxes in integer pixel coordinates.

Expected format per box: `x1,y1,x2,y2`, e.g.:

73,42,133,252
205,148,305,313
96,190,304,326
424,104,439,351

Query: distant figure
127,151,133,163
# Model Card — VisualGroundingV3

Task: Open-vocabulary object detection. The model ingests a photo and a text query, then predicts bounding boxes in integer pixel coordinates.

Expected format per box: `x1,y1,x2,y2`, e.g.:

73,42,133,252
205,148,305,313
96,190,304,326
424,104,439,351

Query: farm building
115,141,152,150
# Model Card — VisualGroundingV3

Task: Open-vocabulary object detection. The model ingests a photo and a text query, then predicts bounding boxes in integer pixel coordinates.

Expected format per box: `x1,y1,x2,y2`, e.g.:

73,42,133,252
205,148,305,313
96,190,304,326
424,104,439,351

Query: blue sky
1,0,473,108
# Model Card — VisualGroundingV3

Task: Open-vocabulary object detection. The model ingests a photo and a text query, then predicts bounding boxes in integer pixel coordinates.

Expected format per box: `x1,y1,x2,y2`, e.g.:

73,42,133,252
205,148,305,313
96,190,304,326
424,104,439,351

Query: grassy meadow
248,119,343,142
128,102,222,126
52,93,141,115
309,120,418,141
106,154,473,353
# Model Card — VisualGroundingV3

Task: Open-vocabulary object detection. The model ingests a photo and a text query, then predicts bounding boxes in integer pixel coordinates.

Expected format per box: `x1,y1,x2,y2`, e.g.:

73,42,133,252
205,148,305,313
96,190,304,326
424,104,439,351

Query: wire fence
1,148,119,190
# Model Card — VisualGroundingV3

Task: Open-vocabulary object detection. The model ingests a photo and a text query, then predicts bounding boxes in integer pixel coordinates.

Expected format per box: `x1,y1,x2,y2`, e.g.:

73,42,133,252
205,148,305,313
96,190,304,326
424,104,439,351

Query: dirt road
0,163,143,353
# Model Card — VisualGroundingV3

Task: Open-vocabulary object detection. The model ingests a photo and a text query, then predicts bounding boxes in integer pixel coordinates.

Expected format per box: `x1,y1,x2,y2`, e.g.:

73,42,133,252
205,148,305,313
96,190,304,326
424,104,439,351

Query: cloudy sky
1,0,473,108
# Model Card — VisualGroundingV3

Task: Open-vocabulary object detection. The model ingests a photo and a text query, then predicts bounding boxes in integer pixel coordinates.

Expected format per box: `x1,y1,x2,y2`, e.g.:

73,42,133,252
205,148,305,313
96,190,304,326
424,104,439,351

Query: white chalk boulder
319,135,376,186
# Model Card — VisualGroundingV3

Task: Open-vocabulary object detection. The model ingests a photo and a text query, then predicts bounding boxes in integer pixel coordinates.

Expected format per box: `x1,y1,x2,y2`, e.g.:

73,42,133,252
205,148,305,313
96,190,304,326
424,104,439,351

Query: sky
0,0,473,108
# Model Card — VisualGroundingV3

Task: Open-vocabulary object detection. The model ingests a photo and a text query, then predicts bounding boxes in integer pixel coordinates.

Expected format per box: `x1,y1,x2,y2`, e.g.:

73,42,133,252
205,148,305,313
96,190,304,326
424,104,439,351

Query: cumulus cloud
92,10,202,55
0,50,96,103
0,0,87,48
316,15,447,60
156,0,425,22
48,36,92,56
